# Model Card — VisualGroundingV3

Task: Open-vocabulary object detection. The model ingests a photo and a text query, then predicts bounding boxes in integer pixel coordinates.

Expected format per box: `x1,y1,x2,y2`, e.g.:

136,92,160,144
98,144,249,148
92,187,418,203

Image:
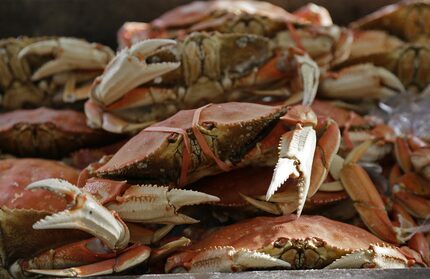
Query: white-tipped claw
266,126,317,217
320,64,405,101
184,247,290,273
26,179,129,251
91,39,180,106
18,38,114,80
106,185,219,224
295,53,319,106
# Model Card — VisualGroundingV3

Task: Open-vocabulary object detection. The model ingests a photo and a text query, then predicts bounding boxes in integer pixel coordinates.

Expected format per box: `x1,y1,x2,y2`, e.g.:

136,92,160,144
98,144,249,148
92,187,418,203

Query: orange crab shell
96,102,288,185
0,158,79,211
0,108,119,158
166,215,387,271
0,158,89,267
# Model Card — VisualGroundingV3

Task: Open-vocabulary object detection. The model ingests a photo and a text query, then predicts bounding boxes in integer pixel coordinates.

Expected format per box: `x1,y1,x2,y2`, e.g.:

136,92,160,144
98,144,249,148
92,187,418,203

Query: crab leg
18,38,114,80
105,185,220,224
340,141,399,244
10,240,150,278
91,39,180,106
325,244,409,269
165,247,290,273
320,64,405,101
26,179,130,251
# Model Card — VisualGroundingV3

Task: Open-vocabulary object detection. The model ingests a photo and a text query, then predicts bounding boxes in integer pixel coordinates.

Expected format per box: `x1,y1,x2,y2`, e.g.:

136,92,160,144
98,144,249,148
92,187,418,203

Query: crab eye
167,133,179,143
202,121,215,130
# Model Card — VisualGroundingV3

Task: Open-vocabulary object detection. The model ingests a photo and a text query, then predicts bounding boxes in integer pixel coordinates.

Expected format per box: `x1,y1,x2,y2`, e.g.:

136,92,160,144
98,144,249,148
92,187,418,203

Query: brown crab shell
166,215,386,271
349,0,430,43
0,158,89,266
0,107,119,158
96,102,288,185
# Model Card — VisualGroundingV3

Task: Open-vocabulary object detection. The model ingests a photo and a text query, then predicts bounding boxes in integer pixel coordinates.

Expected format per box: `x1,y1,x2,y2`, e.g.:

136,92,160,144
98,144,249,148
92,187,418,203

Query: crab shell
117,0,307,47
0,107,119,158
166,215,410,272
95,102,288,185
0,158,90,267
0,37,113,109
350,0,430,43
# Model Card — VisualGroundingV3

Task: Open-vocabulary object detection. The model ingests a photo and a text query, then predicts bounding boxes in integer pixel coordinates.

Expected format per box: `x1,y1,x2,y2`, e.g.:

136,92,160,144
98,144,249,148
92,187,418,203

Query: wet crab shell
0,158,89,267
165,215,401,271
96,102,288,185
0,107,120,158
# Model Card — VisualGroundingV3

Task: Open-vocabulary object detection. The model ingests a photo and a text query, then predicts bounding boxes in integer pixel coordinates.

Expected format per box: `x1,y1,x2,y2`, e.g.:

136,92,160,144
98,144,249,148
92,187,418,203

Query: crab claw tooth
19,38,114,80
92,39,180,106
106,185,218,224
129,39,176,56
168,188,220,208
266,126,316,217
26,179,129,251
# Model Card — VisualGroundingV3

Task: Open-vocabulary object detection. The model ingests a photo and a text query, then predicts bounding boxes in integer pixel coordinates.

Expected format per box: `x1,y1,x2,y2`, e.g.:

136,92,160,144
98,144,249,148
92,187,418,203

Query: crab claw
26,179,130,251
266,125,316,216
325,244,409,269
18,38,114,80
106,185,220,224
320,64,405,100
166,246,290,273
295,52,320,106
91,39,180,106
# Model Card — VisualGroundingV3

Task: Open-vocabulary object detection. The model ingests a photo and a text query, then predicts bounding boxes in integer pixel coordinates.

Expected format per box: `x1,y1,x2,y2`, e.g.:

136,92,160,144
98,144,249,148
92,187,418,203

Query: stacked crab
1,0,430,278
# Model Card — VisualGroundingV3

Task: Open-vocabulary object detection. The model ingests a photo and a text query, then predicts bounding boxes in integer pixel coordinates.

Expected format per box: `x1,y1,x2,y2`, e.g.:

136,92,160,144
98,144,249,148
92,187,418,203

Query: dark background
1,0,399,48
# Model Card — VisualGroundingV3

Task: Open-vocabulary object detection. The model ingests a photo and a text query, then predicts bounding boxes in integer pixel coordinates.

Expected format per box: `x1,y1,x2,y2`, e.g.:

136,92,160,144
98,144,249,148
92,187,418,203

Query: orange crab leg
394,137,413,173
391,202,429,265
395,172,430,197
340,162,398,244
308,119,340,198
393,191,430,220
16,238,150,277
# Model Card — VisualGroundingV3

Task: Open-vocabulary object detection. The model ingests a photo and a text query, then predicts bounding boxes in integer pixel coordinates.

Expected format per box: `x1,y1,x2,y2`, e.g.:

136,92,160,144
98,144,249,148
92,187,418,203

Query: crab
188,166,349,218
91,102,340,218
86,33,320,134
165,215,415,272
0,107,120,158
319,0,430,102
0,37,114,109
0,158,218,277
117,0,336,48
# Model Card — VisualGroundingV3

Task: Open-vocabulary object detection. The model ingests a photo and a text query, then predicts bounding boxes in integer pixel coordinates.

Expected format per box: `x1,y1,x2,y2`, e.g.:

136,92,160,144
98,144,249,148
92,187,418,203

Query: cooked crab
0,37,113,109
165,215,416,272
92,102,340,217
0,107,119,158
0,158,217,277
86,33,320,134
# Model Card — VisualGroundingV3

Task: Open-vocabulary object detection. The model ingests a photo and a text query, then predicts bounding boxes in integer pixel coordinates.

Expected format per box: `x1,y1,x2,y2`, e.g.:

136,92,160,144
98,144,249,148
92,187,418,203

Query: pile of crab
1,0,430,278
